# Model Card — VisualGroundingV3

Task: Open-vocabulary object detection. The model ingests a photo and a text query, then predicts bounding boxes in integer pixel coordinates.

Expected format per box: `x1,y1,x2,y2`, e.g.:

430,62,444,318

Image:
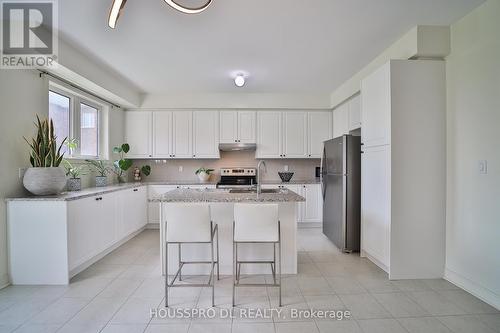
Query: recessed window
48,83,105,159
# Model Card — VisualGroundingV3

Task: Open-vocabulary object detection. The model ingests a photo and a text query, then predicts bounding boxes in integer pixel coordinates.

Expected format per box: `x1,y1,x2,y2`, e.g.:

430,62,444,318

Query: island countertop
150,188,305,203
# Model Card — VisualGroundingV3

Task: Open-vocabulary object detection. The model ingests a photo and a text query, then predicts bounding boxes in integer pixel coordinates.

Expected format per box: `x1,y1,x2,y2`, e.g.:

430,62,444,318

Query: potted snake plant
23,115,67,195
86,159,111,187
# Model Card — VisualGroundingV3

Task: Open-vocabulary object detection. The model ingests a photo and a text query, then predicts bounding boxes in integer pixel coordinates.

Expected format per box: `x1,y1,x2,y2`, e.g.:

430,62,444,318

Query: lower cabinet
261,183,322,223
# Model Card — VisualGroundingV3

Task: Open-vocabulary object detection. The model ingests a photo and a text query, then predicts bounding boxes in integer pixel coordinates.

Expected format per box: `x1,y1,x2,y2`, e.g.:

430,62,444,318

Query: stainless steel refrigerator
321,135,361,252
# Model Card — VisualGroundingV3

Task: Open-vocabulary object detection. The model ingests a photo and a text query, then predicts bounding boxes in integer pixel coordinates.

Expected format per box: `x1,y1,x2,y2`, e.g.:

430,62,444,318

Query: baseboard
363,250,389,274
298,222,322,228
146,223,159,230
444,268,500,310
69,227,147,279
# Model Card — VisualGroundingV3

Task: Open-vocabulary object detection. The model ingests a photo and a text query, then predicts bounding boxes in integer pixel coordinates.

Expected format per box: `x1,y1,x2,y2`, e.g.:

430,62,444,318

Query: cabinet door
348,94,362,131
308,112,332,158
333,103,349,138
153,111,172,158
95,192,118,252
283,112,308,158
220,111,238,143
301,184,322,223
125,111,152,158
193,111,219,158
361,145,390,268
238,111,256,143
67,196,102,269
256,112,282,158
171,111,193,158
361,63,391,147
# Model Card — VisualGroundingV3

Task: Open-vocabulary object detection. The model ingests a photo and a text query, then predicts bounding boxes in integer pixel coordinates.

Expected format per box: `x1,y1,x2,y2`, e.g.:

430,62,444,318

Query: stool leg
211,233,215,307
216,226,220,280
178,243,182,281
232,242,236,307
278,223,282,307
165,242,169,308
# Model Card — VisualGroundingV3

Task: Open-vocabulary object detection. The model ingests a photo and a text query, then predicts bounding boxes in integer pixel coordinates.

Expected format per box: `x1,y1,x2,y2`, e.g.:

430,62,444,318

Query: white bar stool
232,203,281,307
164,203,219,307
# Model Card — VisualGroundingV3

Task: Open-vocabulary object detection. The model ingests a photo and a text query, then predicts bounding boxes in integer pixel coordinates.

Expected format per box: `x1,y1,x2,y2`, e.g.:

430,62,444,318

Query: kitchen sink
229,188,283,194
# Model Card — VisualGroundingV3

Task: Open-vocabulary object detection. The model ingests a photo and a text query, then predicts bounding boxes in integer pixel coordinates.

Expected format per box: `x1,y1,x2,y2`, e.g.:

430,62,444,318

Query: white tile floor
0,228,498,333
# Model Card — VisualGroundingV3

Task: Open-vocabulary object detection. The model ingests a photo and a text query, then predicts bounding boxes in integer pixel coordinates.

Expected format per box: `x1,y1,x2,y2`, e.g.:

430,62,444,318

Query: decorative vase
67,178,82,191
95,176,107,187
197,172,210,183
23,167,66,196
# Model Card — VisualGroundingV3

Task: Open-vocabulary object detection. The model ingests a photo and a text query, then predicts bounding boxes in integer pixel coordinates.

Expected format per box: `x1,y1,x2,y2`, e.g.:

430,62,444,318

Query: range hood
219,143,257,151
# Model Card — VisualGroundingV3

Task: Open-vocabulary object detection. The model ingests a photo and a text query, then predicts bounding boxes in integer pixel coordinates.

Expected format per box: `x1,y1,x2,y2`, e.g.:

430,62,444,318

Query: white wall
0,71,49,288
445,0,500,309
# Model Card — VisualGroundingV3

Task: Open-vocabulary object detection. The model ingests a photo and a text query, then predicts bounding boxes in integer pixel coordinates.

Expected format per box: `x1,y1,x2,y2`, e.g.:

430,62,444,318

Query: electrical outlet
478,160,488,174
284,165,289,172
179,166,183,172
18,168,27,179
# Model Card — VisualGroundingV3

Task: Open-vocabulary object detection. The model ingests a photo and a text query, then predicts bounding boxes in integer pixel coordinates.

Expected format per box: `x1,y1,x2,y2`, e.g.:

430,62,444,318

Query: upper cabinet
219,111,256,144
361,63,391,147
171,111,193,158
348,94,361,131
125,111,152,158
308,112,332,158
283,112,308,158
152,111,172,158
333,102,349,138
332,94,362,138
193,111,219,158
125,110,218,159
256,111,331,159
256,111,282,158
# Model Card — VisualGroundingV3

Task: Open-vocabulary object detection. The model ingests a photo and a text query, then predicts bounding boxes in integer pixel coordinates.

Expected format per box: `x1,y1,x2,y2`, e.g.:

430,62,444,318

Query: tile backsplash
131,151,320,183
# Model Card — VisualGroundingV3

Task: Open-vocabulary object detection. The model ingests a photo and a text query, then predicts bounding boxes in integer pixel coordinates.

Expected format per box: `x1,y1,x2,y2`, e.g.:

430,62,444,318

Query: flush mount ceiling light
108,0,212,29
234,74,245,87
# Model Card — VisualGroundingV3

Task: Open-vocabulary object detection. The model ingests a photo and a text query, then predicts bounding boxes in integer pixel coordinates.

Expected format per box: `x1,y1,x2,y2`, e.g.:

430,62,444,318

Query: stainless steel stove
216,168,257,189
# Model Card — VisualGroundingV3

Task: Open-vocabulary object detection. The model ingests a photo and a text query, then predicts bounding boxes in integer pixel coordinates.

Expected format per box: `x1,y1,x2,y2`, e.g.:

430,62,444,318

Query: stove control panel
220,168,256,176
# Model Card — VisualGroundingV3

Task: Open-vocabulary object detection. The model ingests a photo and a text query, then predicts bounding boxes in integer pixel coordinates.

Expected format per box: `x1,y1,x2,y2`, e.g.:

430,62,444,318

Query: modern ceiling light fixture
108,0,212,29
234,74,245,87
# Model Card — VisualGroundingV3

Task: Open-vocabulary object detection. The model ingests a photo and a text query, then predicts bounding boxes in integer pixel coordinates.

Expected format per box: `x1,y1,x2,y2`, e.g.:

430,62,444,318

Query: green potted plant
63,160,87,191
86,159,111,187
23,115,67,195
195,167,214,182
112,143,151,183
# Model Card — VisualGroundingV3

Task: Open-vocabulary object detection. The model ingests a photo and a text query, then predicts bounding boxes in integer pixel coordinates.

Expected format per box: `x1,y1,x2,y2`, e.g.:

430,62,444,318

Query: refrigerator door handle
320,146,325,199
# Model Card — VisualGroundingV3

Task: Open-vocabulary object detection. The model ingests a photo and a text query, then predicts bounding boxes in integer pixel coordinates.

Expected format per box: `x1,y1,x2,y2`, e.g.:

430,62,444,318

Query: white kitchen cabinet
333,102,349,138
361,63,391,147
360,60,446,279
8,185,148,284
193,111,219,158
308,112,332,158
300,184,323,223
125,111,152,158
171,111,193,158
152,111,172,158
220,111,256,144
361,145,391,268
238,111,256,143
256,111,282,158
348,94,362,131
283,112,308,158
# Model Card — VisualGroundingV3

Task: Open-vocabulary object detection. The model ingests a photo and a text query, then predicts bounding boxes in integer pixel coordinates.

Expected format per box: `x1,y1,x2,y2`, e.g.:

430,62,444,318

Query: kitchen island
150,188,305,275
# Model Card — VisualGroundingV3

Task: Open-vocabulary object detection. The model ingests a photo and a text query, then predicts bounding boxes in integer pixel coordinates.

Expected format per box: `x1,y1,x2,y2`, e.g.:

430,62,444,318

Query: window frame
49,82,106,160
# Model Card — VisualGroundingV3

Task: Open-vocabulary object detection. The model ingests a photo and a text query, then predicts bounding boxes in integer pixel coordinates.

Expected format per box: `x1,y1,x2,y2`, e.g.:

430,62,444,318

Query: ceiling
58,0,483,95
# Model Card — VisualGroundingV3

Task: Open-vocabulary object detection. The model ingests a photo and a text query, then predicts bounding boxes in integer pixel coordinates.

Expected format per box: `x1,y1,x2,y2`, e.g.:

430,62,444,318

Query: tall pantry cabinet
360,60,446,279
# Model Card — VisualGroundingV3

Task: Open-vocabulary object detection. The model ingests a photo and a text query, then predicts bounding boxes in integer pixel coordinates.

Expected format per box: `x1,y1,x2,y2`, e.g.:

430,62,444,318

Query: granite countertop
150,188,305,203
5,179,319,202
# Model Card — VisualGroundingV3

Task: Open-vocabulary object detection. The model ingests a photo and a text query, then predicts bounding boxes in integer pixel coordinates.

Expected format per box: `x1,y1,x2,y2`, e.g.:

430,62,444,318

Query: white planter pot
197,172,210,182
23,167,66,196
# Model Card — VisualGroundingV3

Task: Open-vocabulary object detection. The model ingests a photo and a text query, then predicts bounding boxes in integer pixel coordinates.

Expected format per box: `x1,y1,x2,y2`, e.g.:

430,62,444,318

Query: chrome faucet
257,160,267,194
